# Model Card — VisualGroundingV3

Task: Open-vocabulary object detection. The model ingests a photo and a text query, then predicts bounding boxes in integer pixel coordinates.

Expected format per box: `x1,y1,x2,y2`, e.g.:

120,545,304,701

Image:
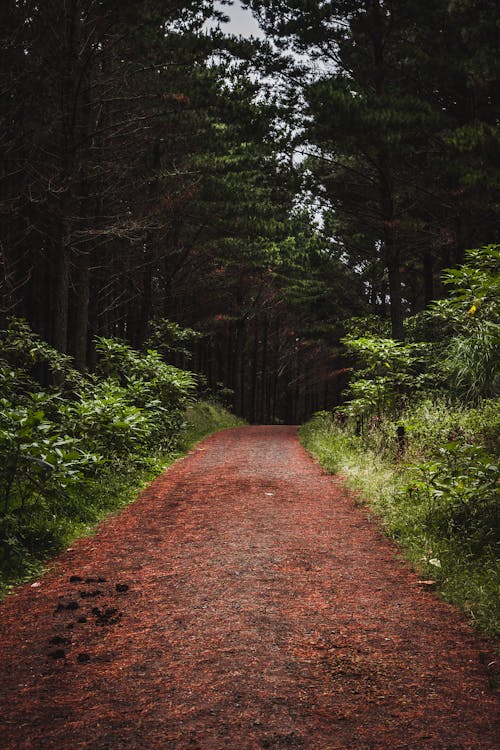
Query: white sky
210,2,265,38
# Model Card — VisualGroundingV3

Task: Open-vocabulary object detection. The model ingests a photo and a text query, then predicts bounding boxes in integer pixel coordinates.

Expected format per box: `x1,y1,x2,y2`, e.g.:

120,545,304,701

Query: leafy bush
94,337,196,449
300,405,500,637
339,336,433,425
0,394,102,574
427,244,500,402
340,246,499,429
0,320,199,584
404,442,498,549
146,318,202,359
61,381,149,459
0,318,85,393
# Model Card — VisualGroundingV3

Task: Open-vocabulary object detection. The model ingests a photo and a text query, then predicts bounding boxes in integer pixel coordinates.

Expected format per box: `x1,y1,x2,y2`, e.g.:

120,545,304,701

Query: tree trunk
385,236,404,341
71,250,90,369
261,314,268,423
372,0,404,341
238,320,246,418
52,232,70,353
422,248,434,305
250,320,259,423
139,265,152,347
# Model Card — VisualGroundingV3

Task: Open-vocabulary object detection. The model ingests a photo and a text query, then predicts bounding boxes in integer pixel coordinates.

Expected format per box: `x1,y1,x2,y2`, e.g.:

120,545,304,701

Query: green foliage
404,442,498,549
401,397,500,458
340,336,432,422
443,324,499,401
94,337,196,449
427,245,500,402
0,398,99,511
146,318,202,359
300,404,500,637
341,246,500,424
0,320,201,586
342,315,391,338
61,382,149,459
0,318,84,391
0,392,101,574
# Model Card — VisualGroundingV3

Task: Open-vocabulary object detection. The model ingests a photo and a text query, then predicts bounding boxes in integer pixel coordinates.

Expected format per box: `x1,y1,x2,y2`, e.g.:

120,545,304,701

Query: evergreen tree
245,0,500,337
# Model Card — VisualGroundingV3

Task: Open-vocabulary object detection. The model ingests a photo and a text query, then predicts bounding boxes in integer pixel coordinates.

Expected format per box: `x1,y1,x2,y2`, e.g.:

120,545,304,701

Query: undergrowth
300,403,500,639
181,401,244,447
0,317,243,597
0,399,242,596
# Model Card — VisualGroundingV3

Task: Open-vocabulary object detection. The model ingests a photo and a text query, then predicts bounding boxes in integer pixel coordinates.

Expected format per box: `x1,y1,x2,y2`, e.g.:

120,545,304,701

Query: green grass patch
181,400,245,448
300,409,499,639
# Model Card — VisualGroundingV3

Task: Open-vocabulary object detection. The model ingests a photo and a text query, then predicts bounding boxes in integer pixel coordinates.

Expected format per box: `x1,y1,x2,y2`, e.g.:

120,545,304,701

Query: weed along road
0,426,498,749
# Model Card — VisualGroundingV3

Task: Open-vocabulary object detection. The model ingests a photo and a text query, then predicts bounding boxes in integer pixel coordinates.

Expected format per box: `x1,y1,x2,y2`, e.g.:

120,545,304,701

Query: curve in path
0,426,498,749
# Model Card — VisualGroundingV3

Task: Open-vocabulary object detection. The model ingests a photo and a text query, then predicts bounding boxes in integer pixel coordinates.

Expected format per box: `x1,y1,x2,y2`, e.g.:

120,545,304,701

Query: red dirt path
0,426,498,750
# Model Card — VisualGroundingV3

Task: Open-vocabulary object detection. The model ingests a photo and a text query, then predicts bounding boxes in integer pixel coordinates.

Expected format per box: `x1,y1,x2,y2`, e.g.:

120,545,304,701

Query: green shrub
300,403,500,637
0,318,85,392
94,337,196,449
427,244,500,402
61,381,149,459
403,442,498,549
0,398,100,514
339,336,435,426
0,321,201,586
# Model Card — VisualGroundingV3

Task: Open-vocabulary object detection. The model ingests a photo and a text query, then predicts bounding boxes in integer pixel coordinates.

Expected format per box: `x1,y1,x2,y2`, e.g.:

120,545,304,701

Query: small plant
339,336,433,426
427,244,500,402
404,442,499,548
61,382,149,458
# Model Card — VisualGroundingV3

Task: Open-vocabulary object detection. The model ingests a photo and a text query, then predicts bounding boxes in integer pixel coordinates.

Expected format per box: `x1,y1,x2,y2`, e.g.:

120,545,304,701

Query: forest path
0,426,498,750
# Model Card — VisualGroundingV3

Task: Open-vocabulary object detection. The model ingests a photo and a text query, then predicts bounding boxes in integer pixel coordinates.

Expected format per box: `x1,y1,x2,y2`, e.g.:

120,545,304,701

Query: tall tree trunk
260,314,268,423
53,0,82,354
385,235,404,341
52,231,70,352
422,248,434,305
372,0,404,341
138,264,152,347
238,320,246,418
250,320,259,423
71,249,90,368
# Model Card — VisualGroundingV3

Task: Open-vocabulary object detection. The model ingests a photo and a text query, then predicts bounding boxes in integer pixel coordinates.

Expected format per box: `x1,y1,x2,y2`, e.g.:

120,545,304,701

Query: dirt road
0,426,498,749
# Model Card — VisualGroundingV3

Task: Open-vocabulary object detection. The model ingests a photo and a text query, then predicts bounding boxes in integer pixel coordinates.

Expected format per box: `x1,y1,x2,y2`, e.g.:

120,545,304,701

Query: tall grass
181,401,244,448
300,403,500,639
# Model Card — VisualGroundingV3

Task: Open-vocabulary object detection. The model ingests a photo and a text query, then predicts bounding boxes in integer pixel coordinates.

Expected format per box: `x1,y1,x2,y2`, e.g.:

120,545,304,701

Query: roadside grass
300,410,500,639
0,401,243,597
181,400,244,448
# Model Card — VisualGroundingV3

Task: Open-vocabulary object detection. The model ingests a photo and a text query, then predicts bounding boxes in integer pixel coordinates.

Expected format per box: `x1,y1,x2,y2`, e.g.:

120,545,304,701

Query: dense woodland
0,2,499,630
2,0,498,423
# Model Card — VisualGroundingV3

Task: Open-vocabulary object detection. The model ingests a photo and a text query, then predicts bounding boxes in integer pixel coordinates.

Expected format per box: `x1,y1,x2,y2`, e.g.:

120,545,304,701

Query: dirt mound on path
0,426,498,749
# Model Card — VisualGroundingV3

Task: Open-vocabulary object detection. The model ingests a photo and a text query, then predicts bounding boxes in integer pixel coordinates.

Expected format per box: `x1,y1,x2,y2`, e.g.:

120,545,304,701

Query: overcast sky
210,2,265,38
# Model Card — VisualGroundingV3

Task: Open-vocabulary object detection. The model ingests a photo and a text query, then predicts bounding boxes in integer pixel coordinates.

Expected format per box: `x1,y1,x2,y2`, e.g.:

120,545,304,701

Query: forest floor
0,426,498,750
